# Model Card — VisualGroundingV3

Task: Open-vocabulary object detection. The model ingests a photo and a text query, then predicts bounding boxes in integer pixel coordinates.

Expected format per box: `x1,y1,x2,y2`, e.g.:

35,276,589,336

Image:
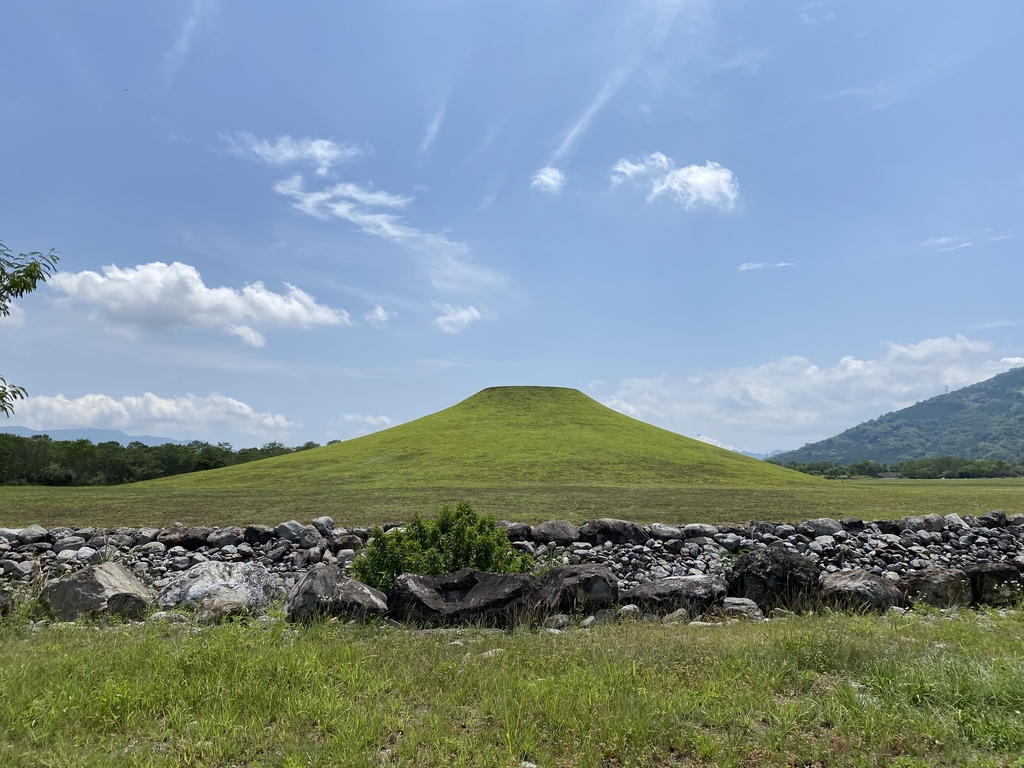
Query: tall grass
2,610,1023,766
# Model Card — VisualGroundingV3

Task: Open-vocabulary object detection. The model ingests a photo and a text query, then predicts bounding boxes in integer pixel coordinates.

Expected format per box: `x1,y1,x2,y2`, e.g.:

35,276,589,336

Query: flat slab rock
622,575,727,614
821,570,906,612
541,564,618,613
41,562,152,621
285,564,387,623
388,568,543,627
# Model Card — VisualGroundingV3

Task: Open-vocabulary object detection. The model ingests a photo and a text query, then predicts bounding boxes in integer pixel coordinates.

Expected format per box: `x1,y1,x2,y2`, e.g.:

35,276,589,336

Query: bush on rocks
351,502,534,593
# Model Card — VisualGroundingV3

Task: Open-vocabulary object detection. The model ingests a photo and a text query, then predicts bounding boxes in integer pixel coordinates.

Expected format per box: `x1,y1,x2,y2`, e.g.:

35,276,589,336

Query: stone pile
1,512,1022,625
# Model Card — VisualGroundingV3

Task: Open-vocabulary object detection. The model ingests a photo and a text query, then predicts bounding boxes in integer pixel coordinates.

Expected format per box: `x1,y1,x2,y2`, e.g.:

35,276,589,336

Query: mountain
738,450,790,460
0,427,188,447
773,367,1024,465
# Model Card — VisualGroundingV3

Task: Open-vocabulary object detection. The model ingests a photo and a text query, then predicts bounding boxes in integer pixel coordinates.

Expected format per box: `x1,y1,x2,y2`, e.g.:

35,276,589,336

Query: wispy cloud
553,71,628,164
612,152,739,210
163,0,218,83
920,236,954,247
531,166,565,195
221,132,364,176
275,175,505,293
363,303,396,326
940,242,973,252
421,104,446,152
433,302,481,333
739,263,765,271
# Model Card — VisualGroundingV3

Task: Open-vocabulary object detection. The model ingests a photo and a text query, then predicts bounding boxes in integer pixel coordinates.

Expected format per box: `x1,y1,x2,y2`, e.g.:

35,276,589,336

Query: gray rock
796,518,843,538
297,526,324,550
41,562,152,621
727,547,820,612
648,523,684,540
531,520,580,547
965,562,1020,606
207,526,244,549
661,608,690,624
285,564,387,623
0,528,22,542
139,541,167,556
621,575,727,615
897,516,926,533
682,523,718,539
181,526,215,550
921,514,945,532
579,518,649,546
898,567,971,608
541,564,618,613
53,536,87,553
157,528,187,548
19,524,48,544
944,513,969,530
821,570,905,612
1007,514,1024,528
76,546,101,565
977,511,1007,529
275,520,305,543
388,568,544,627
311,516,335,536
544,613,571,630
722,597,763,620
157,561,278,611
244,525,275,546
618,603,642,620
495,520,532,542
196,586,256,624
132,528,160,546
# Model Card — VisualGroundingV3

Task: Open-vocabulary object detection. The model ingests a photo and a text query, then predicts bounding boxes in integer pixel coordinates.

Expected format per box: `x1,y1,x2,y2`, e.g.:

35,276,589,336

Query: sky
1,0,1022,454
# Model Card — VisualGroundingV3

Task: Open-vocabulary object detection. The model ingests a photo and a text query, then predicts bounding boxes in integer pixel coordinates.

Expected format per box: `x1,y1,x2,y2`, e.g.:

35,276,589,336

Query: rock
531,520,580,547
874,520,901,535
726,548,821,612
157,561,278,611
131,528,160,546
157,528,187,548
298,526,324,550
275,520,306,543
977,511,1007,529
618,604,642,620
648,523,684,540
19,524,48,544
544,613,571,630
0,527,22,542
0,588,13,617
244,525,275,546
207,526,244,549
181,526,215,550
138,541,167,556
284,564,387,623
944,513,969,530
541,564,618,613
796,518,843,538
840,517,864,532
898,567,971,608
148,611,187,624
76,546,101,565
41,562,152,621
311,516,335,536
621,575,727,615
579,518,648,546
897,516,926,532
53,536,87,553
387,568,544,627
661,608,690,625
965,562,1021,606
722,597,763,620
821,570,905,612
922,514,945,532
196,586,253,624
682,523,718,539
335,533,364,551
496,521,532,542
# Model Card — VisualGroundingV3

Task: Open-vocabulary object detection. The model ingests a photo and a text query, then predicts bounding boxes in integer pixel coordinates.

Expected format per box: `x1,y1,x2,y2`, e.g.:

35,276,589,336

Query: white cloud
363,304,395,326
275,175,504,293
739,263,765,271
920,236,953,247
336,413,392,428
48,261,349,345
328,412,394,440
163,0,217,82
222,132,364,177
940,242,972,252
531,166,565,194
15,392,295,437
612,152,738,210
599,335,1024,453
433,302,481,333
421,105,446,152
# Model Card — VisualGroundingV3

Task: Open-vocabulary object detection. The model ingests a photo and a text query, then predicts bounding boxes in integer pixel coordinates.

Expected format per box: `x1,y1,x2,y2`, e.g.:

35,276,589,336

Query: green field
2,387,1022,528
2,610,1023,767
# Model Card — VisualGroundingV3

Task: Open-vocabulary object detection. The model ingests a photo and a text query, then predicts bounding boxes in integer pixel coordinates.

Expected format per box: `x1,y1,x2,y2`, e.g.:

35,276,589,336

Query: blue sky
1,1,1022,453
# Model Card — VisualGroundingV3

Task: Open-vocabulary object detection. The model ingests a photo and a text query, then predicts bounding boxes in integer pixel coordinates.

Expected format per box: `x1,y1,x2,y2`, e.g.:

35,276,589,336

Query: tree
1,240,59,415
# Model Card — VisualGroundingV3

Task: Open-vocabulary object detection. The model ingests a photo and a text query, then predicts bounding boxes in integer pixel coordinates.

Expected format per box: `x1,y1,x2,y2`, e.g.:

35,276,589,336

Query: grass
1,386,1021,529
2,610,1023,766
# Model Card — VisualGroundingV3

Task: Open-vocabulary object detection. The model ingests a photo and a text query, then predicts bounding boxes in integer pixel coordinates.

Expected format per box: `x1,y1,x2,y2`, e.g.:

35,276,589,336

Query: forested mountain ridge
773,366,1024,465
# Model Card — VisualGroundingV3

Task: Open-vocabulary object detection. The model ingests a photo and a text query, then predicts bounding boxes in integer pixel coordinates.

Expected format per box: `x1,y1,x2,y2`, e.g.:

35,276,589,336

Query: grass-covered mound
2,612,1023,766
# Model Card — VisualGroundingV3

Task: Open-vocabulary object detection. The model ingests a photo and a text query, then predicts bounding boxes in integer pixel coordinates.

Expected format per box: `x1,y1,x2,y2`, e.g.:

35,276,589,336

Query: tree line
0,433,333,486
770,456,1024,480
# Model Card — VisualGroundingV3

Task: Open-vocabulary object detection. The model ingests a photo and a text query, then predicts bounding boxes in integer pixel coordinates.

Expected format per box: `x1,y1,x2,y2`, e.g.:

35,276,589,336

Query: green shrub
350,502,534,593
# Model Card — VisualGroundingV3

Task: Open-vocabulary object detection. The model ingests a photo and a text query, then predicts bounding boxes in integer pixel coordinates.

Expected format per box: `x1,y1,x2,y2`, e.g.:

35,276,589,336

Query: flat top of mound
151,386,812,491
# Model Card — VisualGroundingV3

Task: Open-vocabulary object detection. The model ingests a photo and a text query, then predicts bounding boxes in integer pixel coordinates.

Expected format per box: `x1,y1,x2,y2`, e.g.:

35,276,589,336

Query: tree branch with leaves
1,240,59,416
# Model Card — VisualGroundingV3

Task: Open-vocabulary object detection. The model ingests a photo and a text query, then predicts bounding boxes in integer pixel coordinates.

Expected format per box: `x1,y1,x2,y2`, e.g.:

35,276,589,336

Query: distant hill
774,367,1024,465
738,449,789,460
0,427,187,447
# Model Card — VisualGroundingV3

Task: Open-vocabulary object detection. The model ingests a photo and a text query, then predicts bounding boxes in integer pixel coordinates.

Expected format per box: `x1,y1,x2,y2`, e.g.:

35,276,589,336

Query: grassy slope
1,386,1021,528
2,612,1023,767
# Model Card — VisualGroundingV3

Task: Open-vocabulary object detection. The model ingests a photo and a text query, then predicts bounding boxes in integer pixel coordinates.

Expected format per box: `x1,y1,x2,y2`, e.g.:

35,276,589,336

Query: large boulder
531,520,580,546
19,524,48,545
157,561,278,612
275,520,305,543
727,548,821,612
821,570,905,612
541,564,617,613
579,518,648,546
41,562,152,621
965,562,1021,606
621,575,727,615
898,567,971,608
207,526,244,549
181,526,215,550
388,568,544,627
796,518,843,538
648,523,684,541
495,521,532,542
285,564,388,623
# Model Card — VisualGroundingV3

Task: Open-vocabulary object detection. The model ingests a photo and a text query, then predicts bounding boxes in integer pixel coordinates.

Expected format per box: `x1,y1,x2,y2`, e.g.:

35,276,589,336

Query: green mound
162,386,810,491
